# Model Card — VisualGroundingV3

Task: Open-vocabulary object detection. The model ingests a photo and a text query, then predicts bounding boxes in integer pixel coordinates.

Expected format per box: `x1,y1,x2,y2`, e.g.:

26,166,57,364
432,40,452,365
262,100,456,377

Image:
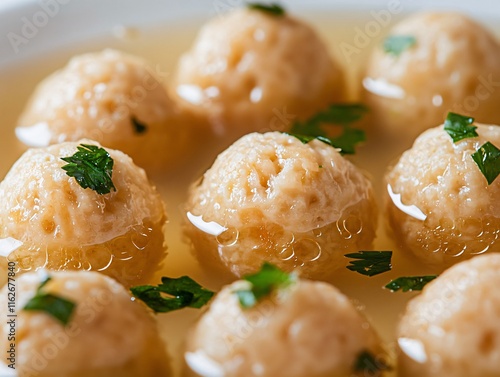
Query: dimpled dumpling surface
364,12,500,142
0,270,171,377
0,140,167,286
398,254,500,377
185,279,384,377
17,49,190,170
174,8,344,138
385,124,500,268
185,132,377,279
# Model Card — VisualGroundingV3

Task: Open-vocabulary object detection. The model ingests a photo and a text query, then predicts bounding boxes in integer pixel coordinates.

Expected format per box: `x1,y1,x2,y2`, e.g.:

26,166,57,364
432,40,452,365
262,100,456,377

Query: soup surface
1,9,499,376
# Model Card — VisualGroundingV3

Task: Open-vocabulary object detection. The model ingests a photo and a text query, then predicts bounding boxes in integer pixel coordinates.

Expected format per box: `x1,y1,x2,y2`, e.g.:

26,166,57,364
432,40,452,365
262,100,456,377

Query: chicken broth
1,10,499,376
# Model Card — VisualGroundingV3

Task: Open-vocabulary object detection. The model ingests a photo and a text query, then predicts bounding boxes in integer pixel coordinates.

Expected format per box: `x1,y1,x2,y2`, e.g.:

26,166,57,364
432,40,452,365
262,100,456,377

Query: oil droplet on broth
442,242,467,258
8,246,47,272
336,214,364,240
465,218,485,238
279,245,295,261
293,238,322,264
312,228,323,238
216,227,239,247
86,246,114,271
81,259,93,271
3,221,164,288
273,229,295,249
130,225,153,251
411,216,500,267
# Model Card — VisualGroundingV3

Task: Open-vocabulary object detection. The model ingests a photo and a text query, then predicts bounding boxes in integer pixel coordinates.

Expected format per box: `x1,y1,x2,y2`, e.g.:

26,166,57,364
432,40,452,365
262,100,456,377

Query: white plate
1,0,499,69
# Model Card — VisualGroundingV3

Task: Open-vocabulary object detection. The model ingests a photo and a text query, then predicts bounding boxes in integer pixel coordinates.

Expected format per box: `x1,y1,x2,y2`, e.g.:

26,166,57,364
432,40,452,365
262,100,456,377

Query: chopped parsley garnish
472,141,500,185
383,35,417,56
444,112,478,142
234,262,296,308
328,127,366,155
345,251,392,277
130,276,214,313
23,276,76,326
442,112,500,185
354,350,391,376
131,116,148,134
287,104,368,154
61,144,116,195
306,103,368,125
247,2,285,16
384,275,438,292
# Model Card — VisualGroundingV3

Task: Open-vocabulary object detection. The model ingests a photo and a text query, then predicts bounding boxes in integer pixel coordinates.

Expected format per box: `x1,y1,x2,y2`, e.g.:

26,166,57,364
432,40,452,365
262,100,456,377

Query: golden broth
1,11,498,376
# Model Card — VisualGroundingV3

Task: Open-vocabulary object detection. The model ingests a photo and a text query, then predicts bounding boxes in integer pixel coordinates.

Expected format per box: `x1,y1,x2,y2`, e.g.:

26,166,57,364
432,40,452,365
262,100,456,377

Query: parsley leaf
328,126,366,155
444,112,478,142
234,262,296,308
38,275,52,290
354,350,391,376
131,276,214,313
383,35,417,56
384,275,438,292
345,251,392,277
61,144,116,195
472,141,500,185
443,113,500,184
305,103,368,125
23,276,76,326
131,116,148,134
287,104,368,155
247,2,285,16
